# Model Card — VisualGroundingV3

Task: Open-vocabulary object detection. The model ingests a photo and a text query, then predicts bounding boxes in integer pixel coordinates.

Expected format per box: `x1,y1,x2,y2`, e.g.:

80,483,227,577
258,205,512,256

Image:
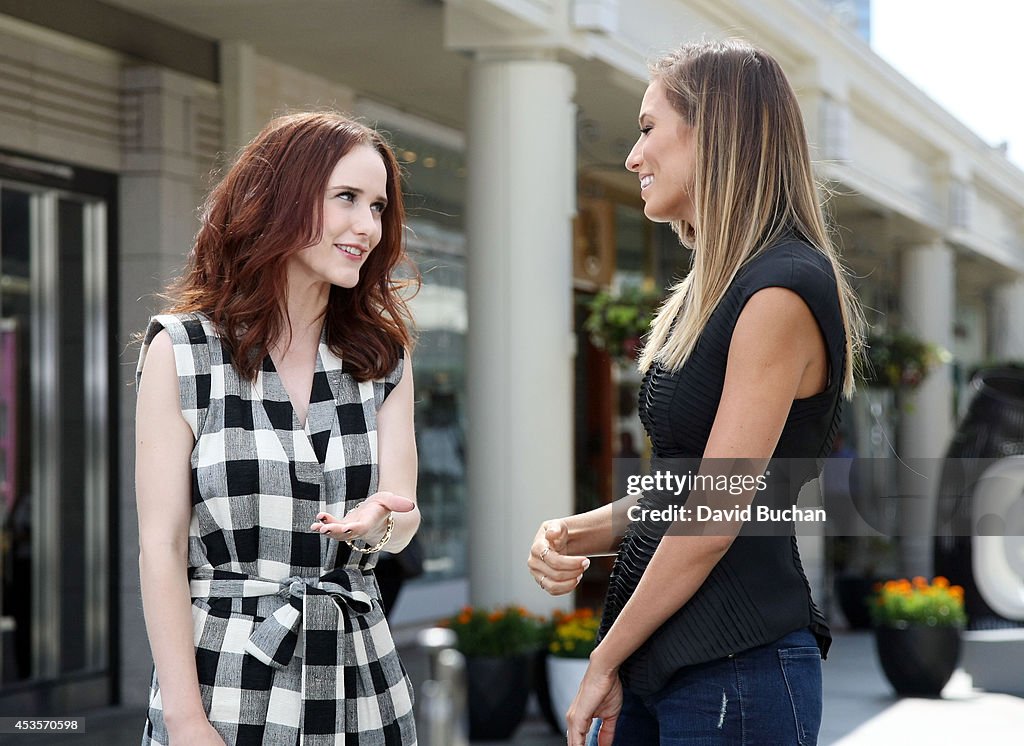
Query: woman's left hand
310,491,415,543
566,659,622,746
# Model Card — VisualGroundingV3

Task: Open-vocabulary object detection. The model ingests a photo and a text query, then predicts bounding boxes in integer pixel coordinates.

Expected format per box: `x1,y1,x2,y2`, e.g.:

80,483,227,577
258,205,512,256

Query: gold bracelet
345,512,394,554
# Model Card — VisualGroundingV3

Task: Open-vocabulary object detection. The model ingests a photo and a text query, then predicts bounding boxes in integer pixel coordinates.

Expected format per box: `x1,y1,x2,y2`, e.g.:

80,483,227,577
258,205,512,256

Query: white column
898,243,955,576
465,52,576,614
990,278,1024,361
219,40,261,152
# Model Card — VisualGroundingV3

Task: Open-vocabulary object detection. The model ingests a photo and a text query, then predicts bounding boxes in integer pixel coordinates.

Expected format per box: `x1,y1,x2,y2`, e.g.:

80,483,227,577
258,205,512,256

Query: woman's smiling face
625,79,697,225
288,144,388,291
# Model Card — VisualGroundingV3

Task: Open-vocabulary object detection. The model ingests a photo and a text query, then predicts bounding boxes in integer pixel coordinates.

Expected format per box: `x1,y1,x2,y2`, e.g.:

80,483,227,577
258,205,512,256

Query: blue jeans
588,627,822,745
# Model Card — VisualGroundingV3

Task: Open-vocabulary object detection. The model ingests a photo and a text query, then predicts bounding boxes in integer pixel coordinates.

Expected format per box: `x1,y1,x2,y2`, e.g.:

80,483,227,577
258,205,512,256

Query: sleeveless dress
136,313,416,745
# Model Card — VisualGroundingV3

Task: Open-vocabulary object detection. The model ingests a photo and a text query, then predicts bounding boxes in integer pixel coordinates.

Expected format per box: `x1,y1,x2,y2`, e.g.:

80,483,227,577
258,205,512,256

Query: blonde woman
528,40,863,745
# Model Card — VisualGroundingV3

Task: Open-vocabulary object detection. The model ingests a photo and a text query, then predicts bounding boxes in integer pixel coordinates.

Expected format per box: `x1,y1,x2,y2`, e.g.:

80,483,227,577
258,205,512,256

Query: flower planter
532,649,563,735
874,624,961,697
465,653,532,740
546,655,589,731
835,574,880,629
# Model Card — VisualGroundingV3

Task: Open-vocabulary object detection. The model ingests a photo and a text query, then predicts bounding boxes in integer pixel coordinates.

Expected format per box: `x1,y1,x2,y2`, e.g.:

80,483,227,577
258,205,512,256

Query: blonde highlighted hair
637,40,863,397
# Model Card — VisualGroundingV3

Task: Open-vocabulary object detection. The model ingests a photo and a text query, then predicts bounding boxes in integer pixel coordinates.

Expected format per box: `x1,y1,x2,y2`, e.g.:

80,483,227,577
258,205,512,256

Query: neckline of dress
256,322,339,437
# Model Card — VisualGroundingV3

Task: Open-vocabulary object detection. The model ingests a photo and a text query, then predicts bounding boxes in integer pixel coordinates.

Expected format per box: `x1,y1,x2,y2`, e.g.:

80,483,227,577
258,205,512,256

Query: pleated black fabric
599,234,845,698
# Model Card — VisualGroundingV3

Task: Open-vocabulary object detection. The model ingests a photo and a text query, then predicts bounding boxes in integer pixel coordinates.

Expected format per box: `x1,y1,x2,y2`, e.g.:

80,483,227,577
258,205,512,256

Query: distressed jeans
588,627,822,745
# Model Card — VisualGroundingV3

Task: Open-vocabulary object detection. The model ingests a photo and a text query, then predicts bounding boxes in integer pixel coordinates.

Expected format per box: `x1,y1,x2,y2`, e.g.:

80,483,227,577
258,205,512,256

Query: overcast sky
870,0,1024,171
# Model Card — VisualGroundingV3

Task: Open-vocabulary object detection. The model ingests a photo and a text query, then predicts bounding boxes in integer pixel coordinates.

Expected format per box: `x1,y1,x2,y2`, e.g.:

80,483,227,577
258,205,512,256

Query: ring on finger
541,547,550,561
540,576,547,590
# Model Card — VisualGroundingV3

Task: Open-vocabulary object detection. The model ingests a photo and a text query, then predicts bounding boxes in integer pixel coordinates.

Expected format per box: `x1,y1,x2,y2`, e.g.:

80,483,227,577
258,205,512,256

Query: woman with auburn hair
136,112,419,744
528,40,864,745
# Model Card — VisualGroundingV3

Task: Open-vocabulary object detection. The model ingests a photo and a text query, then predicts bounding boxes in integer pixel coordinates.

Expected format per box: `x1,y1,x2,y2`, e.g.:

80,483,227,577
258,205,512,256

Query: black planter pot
466,653,532,741
835,575,880,629
874,624,961,697
934,368,1024,627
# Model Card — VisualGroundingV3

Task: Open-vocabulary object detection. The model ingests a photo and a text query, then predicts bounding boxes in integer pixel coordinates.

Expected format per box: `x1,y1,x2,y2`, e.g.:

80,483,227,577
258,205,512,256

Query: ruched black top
598,234,846,698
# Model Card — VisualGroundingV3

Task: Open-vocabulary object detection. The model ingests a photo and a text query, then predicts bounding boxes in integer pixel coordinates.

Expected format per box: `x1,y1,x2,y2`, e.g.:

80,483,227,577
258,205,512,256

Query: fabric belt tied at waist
189,567,374,670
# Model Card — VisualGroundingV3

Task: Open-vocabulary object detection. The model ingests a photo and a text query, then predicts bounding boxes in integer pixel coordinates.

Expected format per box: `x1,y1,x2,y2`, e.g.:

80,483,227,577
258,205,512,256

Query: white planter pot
546,655,590,730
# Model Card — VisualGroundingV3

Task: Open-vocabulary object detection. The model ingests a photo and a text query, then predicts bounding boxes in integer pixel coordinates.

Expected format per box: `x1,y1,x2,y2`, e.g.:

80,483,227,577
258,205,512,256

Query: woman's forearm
563,493,640,557
139,545,207,729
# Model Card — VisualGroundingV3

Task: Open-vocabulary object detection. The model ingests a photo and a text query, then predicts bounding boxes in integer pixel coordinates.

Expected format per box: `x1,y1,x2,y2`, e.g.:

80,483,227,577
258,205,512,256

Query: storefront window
573,196,684,517
408,245,466,580
0,178,110,698
0,188,31,684
389,131,468,585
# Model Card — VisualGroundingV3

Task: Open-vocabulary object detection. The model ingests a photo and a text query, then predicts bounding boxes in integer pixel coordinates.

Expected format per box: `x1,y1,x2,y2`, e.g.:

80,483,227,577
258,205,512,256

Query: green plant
440,605,546,657
548,608,600,659
864,331,951,390
583,284,662,364
870,576,967,628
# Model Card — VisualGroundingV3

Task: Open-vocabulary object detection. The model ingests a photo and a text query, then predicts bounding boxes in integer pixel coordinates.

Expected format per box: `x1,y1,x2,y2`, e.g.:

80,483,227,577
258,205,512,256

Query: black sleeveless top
598,235,845,697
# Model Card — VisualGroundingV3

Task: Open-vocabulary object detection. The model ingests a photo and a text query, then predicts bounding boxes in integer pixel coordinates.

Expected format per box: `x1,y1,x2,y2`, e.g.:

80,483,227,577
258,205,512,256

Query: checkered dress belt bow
189,567,377,736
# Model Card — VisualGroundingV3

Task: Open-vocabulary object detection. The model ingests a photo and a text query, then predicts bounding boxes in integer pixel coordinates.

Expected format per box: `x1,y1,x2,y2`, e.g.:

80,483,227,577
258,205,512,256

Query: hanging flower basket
864,331,951,390
583,285,662,364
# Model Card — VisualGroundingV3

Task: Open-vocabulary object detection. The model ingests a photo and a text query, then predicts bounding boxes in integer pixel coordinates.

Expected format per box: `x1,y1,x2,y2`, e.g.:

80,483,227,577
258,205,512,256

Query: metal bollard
417,627,468,746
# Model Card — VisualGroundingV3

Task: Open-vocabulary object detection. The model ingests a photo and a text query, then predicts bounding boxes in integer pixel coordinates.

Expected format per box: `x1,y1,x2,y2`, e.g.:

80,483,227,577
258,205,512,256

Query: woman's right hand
527,519,590,596
168,715,227,745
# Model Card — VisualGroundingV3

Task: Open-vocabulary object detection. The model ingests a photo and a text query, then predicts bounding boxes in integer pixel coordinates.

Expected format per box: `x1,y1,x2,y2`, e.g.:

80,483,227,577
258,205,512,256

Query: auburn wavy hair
165,111,416,381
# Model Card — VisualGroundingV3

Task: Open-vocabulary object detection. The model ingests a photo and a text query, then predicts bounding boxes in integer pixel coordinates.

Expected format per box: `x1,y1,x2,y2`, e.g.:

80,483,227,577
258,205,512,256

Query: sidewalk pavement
820,631,1023,746
5,631,1022,744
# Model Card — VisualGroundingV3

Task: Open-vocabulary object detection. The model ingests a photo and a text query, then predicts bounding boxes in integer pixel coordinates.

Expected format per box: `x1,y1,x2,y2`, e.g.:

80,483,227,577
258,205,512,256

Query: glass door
0,181,110,702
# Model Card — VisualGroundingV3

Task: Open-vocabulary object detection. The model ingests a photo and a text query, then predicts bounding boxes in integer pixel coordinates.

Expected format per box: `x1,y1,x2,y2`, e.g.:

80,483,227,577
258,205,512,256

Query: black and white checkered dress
137,313,416,745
